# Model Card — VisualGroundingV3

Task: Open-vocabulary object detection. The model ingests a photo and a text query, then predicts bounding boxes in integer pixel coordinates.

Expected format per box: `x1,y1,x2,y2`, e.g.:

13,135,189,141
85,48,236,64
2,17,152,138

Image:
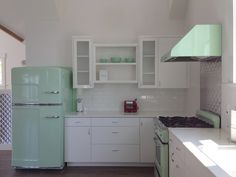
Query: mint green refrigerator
11,67,74,169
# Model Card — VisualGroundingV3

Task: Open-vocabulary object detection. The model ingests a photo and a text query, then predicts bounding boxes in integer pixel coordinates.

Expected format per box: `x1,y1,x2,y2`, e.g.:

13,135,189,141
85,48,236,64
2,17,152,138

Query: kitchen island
169,128,236,177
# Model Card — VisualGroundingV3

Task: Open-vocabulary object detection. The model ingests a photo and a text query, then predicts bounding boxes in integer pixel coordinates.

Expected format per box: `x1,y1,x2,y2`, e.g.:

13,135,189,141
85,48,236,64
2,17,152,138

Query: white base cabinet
92,145,140,162
169,131,216,177
65,118,91,162
140,118,155,163
65,117,155,165
91,118,140,163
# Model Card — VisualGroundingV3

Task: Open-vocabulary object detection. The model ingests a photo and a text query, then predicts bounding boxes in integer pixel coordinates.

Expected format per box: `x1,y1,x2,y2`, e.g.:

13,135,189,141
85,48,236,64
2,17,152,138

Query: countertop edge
65,111,187,118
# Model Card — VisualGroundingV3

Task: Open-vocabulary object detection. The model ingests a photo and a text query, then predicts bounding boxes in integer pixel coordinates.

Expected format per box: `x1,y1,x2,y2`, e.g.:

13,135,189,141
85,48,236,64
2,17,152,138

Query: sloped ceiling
169,0,188,20
0,0,188,38
0,0,61,38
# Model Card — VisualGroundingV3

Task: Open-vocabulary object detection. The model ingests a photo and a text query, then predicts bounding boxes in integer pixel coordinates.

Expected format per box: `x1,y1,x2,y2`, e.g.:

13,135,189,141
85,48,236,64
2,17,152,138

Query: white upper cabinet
72,36,93,88
138,37,158,88
158,37,189,88
71,36,189,88
94,44,138,84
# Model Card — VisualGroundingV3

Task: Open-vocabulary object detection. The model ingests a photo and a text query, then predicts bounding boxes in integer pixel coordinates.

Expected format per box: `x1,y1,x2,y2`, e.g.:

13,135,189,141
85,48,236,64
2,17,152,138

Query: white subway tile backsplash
79,85,187,112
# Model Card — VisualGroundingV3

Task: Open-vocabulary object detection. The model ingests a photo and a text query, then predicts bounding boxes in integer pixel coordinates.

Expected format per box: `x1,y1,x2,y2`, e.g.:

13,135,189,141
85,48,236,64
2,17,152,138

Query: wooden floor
0,151,154,177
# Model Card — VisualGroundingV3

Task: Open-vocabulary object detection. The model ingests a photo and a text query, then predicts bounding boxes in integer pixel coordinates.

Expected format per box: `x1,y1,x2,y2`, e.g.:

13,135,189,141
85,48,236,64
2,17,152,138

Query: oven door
154,165,160,177
154,135,169,177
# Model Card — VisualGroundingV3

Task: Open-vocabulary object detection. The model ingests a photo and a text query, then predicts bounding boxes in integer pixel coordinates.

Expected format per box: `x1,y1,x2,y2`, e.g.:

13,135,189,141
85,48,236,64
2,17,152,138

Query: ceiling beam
0,24,24,42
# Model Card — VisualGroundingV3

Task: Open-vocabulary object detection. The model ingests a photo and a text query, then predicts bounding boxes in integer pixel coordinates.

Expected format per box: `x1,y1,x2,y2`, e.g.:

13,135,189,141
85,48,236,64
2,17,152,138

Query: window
234,0,236,83
0,53,6,88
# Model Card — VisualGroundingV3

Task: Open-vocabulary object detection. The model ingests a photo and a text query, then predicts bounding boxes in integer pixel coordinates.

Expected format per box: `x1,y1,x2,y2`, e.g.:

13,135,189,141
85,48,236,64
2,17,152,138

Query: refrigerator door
12,106,40,167
39,106,64,167
12,67,62,104
12,105,64,168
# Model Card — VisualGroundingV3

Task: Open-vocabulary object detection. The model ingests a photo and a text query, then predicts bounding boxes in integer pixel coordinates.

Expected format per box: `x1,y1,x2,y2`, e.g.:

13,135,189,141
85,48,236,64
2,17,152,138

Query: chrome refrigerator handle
45,116,60,119
44,91,60,94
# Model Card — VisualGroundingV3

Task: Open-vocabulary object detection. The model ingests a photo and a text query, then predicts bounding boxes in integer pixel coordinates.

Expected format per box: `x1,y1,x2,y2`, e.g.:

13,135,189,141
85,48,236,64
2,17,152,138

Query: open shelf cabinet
93,44,138,84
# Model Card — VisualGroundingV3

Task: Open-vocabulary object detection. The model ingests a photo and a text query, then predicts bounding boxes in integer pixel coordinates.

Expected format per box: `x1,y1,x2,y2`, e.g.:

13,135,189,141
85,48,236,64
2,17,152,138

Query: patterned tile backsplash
79,85,187,112
200,60,222,115
0,91,12,144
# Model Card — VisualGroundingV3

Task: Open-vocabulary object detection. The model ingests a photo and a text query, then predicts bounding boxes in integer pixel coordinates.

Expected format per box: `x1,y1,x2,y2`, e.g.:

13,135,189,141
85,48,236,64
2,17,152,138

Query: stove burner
158,116,213,128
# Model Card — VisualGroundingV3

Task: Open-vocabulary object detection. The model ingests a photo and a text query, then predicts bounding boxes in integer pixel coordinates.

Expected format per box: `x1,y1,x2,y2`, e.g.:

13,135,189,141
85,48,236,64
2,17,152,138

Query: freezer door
12,67,62,104
12,107,40,167
12,106,64,168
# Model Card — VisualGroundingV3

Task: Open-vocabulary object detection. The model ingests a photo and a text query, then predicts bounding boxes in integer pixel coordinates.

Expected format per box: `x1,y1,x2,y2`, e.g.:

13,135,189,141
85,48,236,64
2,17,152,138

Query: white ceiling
0,0,188,39
169,0,188,20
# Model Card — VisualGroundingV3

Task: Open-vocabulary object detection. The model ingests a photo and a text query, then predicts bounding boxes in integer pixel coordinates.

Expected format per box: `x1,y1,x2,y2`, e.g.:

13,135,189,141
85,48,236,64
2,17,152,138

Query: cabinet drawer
65,118,91,127
92,145,140,162
92,127,139,144
169,132,185,158
91,118,139,127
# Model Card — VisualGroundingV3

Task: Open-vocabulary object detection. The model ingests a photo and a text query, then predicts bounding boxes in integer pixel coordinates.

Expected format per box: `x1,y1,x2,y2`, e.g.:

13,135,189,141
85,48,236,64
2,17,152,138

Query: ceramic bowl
125,58,135,63
111,57,121,63
99,58,108,63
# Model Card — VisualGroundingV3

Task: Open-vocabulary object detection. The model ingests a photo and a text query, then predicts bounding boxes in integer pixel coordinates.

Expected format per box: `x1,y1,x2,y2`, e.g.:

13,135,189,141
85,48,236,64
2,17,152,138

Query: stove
153,110,221,177
158,116,214,128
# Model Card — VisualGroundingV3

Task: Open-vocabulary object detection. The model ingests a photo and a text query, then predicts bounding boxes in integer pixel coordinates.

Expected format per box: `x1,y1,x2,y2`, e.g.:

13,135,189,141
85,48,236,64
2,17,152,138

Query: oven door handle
153,136,166,145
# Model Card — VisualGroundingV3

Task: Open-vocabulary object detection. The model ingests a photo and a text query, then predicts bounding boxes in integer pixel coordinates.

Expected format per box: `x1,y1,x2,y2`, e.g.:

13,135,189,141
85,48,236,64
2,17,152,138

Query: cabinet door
72,36,93,88
138,37,158,88
169,134,185,177
158,37,189,88
92,127,139,145
65,126,91,162
140,118,155,163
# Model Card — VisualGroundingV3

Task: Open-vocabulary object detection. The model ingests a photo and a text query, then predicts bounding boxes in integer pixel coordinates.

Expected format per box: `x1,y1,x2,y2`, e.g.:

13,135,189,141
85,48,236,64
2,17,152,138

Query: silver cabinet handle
112,132,120,134
75,121,81,123
171,152,174,162
140,121,143,126
88,128,91,135
176,147,181,151
112,150,120,152
44,91,60,94
112,121,119,124
45,116,60,119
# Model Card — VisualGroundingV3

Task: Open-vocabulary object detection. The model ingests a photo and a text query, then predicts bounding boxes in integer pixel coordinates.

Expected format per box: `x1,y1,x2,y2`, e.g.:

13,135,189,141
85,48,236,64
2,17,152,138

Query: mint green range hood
161,24,222,62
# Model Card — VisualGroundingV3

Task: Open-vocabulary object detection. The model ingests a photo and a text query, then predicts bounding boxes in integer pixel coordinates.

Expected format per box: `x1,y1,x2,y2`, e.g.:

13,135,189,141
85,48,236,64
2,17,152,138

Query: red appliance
124,99,138,113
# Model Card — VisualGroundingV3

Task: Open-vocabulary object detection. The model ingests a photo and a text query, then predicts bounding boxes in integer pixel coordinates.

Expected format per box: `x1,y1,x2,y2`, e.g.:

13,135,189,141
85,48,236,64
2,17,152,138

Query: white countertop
65,111,187,118
170,128,236,177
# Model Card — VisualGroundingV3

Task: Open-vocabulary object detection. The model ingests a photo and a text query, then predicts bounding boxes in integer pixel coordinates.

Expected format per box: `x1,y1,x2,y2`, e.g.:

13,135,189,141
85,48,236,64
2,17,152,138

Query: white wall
0,0,202,114
185,0,233,132
25,0,186,66
0,30,25,89
185,63,200,116
185,0,233,83
23,0,196,114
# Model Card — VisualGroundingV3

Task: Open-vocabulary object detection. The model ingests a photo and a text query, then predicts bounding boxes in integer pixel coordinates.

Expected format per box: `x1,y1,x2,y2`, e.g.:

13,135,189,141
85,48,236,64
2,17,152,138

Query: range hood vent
161,24,222,62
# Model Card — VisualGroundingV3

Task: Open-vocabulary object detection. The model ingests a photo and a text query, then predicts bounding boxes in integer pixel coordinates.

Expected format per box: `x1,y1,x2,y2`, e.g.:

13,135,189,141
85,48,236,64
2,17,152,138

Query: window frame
233,0,236,83
0,53,6,89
